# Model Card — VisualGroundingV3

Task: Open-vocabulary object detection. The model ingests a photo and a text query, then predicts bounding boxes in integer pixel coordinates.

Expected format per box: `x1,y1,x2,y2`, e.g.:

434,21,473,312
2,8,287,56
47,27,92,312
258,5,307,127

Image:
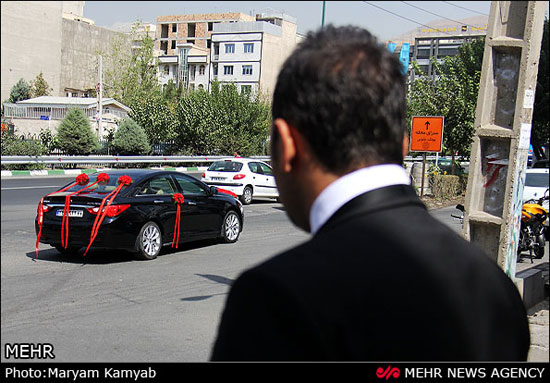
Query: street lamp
321,1,326,28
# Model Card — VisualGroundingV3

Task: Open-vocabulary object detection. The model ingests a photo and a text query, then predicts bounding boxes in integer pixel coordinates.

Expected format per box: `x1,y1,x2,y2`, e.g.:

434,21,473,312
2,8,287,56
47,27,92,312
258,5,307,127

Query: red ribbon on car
35,177,83,258
172,193,185,249
83,175,133,256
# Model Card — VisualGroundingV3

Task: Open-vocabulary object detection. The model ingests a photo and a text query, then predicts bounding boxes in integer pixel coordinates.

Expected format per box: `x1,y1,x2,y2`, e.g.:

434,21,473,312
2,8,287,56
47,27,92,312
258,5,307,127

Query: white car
523,168,549,211
202,158,279,205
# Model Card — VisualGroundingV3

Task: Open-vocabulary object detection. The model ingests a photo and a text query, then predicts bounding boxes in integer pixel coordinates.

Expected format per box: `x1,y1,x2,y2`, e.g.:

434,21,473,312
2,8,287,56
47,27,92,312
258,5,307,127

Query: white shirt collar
309,164,411,235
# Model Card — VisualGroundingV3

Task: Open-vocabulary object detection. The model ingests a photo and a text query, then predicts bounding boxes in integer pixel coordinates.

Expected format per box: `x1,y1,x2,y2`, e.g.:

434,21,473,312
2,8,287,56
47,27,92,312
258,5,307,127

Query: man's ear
272,118,297,173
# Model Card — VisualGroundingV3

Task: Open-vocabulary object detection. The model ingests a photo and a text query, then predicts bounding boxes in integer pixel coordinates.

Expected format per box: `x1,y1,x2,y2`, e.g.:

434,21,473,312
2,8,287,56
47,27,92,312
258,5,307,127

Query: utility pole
462,1,546,280
321,1,326,29
97,55,103,140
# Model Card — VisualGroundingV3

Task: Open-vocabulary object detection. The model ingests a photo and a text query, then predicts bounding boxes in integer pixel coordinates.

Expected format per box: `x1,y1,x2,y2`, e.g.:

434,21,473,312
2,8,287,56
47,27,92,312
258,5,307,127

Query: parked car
35,169,244,260
201,158,279,204
523,168,549,211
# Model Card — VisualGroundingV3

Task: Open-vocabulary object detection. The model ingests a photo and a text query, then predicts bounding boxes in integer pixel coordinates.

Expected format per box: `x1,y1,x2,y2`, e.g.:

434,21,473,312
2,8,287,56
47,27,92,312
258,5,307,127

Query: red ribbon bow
172,193,185,249
84,175,132,256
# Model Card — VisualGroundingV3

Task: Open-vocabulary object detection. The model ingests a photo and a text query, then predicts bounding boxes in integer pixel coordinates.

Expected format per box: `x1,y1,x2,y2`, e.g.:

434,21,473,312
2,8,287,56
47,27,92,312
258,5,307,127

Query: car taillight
233,174,246,180
39,204,52,213
87,204,131,217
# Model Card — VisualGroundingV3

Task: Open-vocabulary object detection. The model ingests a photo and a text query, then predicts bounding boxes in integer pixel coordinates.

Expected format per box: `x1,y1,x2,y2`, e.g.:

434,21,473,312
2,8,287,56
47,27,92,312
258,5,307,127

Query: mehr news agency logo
375,365,546,380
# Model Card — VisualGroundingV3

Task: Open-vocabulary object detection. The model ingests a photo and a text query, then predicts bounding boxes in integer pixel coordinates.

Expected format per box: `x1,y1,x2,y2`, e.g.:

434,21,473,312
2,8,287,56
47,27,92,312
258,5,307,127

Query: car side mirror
210,186,219,195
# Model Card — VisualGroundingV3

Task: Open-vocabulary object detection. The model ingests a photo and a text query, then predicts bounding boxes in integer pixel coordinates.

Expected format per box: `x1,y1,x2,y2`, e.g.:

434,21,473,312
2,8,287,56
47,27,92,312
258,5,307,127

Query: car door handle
186,201,197,206
154,200,165,204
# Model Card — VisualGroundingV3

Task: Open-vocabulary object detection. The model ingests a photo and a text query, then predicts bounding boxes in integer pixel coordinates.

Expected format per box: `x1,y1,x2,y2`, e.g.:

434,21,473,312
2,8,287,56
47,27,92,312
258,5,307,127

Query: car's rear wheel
221,211,241,243
240,186,253,205
135,221,162,260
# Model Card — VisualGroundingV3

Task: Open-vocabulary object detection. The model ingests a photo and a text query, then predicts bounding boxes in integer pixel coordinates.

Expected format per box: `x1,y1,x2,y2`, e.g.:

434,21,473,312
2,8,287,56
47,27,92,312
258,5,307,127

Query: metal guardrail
0,154,465,165
0,155,272,165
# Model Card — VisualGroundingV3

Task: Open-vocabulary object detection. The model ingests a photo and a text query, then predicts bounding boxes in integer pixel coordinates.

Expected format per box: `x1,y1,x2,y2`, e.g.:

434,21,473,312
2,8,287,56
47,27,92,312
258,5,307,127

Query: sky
83,1,500,42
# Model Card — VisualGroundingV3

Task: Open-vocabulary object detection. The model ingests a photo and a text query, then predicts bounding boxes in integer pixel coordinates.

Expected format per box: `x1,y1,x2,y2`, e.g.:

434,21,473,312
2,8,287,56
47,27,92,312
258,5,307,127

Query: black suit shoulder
212,186,530,361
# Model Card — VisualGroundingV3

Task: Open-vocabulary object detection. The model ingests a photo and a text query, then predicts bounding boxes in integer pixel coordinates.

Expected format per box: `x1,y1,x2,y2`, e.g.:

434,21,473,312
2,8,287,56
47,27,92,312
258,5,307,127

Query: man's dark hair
272,25,407,173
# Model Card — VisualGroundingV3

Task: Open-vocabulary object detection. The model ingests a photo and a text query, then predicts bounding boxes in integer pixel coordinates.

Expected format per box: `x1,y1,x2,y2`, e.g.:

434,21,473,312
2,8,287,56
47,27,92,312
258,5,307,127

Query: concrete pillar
462,1,546,279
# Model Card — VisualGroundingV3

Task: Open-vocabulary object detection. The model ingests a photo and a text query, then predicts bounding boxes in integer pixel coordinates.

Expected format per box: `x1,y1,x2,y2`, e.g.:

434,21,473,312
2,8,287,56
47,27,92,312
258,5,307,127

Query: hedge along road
1,173,309,362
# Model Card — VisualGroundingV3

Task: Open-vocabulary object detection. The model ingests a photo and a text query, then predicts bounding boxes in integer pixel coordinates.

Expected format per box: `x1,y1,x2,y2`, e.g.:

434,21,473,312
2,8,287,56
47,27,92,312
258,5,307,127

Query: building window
224,65,234,75
208,22,214,31
188,23,196,37
161,24,169,38
171,40,176,50
164,65,170,75
225,43,235,54
199,65,205,75
172,23,177,33
241,85,252,94
244,43,254,53
242,65,253,75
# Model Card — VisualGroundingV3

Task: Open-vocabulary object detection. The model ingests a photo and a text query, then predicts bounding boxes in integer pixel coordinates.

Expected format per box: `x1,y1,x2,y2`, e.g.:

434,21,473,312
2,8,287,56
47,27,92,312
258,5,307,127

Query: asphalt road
0,175,542,362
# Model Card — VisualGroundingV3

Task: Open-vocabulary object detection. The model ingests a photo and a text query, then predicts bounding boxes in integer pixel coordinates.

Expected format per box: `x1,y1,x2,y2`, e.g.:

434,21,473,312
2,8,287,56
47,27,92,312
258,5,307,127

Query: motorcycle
517,188,549,262
451,189,548,263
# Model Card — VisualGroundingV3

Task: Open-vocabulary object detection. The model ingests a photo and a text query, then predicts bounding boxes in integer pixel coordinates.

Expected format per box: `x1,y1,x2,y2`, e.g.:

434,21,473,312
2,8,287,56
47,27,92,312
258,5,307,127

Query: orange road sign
410,116,444,152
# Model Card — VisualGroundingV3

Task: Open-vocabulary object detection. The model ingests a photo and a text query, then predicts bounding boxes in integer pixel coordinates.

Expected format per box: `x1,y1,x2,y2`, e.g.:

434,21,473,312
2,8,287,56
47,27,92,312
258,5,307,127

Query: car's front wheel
135,221,162,260
221,211,241,243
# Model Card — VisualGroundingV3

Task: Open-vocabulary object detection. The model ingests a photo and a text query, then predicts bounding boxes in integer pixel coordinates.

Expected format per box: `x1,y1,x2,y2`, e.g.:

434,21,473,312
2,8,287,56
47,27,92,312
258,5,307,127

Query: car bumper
204,182,245,196
35,216,141,251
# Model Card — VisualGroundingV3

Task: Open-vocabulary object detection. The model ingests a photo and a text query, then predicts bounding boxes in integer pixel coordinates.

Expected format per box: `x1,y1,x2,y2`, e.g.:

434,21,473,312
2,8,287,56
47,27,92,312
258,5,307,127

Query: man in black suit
210,25,530,361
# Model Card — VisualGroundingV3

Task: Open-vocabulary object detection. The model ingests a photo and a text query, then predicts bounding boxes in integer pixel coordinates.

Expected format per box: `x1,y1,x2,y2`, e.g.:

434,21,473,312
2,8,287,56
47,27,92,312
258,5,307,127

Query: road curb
1,167,208,178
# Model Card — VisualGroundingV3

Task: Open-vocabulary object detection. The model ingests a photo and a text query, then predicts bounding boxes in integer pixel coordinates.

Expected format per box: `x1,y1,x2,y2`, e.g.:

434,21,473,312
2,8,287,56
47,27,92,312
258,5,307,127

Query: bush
429,174,462,200
111,118,151,155
1,130,47,170
55,108,100,155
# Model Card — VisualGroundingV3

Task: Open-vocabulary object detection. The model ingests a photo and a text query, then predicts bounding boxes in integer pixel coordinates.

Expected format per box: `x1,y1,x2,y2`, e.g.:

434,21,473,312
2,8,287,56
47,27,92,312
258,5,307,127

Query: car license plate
56,209,83,218
212,177,226,181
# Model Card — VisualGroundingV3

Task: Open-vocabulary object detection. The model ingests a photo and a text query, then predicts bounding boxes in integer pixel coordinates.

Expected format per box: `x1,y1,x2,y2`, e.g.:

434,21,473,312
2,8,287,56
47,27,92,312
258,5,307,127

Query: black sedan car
35,169,244,260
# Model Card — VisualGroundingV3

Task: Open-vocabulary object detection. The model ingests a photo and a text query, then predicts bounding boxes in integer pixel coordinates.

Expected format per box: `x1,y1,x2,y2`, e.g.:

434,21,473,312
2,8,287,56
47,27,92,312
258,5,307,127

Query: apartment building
385,15,488,83
210,13,299,97
1,1,130,101
156,11,301,98
156,12,255,54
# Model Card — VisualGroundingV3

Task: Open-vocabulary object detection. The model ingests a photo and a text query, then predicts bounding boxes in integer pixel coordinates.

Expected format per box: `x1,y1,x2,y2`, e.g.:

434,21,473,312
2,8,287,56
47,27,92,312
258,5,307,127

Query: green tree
174,82,271,156
111,118,151,155
8,78,31,103
532,18,549,159
407,38,485,173
129,94,178,148
102,21,161,107
56,108,100,155
30,72,52,98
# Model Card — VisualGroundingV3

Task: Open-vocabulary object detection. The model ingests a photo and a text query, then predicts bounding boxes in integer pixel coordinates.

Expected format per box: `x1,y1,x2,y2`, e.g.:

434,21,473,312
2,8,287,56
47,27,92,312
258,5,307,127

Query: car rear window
63,174,133,193
525,173,549,188
208,161,243,172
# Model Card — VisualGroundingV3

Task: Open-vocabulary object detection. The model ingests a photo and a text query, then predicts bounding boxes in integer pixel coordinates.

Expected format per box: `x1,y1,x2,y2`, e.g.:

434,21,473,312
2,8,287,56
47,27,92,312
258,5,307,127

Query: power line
361,1,459,38
400,1,482,29
441,1,489,16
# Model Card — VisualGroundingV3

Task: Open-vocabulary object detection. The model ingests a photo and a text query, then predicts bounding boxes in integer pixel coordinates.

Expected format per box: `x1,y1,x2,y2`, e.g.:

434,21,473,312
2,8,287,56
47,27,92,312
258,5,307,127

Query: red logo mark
376,366,400,380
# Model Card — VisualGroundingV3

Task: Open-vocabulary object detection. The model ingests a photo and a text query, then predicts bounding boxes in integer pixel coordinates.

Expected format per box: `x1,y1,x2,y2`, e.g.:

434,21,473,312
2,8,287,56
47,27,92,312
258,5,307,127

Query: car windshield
63,174,127,193
525,173,549,188
208,161,243,172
